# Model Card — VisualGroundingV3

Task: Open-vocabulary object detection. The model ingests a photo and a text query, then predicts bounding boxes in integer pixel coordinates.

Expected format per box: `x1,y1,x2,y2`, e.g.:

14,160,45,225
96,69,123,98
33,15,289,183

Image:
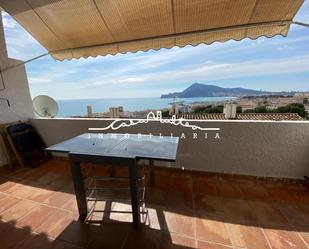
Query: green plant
194,105,223,113
244,103,306,118
244,106,268,113
236,106,242,113
161,110,171,117
276,103,306,117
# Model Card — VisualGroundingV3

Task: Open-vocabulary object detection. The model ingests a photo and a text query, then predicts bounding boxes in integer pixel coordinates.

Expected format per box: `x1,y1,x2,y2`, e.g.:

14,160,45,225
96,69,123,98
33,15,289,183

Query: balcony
0,1,309,248
0,157,308,249
30,117,309,179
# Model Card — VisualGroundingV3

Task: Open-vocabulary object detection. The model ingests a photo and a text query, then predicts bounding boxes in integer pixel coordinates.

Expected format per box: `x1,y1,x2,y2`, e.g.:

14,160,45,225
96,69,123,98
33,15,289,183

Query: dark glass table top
46,133,179,161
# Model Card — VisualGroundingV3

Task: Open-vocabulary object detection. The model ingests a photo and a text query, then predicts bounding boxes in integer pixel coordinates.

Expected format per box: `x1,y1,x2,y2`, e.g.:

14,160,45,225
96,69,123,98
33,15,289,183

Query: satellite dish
33,95,59,118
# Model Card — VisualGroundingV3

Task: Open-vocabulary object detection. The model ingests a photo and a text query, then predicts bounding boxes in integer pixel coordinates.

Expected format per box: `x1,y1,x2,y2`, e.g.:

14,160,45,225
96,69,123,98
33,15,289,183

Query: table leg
70,160,87,221
149,159,155,187
129,159,140,227
108,164,115,177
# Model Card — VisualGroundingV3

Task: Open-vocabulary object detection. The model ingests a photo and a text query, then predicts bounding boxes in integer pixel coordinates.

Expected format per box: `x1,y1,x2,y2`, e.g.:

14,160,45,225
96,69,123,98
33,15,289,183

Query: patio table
46,133,179,227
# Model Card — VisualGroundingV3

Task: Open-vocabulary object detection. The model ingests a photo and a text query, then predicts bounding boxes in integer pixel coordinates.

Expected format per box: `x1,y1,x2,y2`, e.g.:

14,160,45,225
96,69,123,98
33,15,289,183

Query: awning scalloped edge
50,32,287,61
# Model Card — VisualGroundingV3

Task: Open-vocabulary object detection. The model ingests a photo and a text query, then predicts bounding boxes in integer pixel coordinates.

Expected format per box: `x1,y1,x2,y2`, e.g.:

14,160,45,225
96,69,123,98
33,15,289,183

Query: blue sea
56,97,235,117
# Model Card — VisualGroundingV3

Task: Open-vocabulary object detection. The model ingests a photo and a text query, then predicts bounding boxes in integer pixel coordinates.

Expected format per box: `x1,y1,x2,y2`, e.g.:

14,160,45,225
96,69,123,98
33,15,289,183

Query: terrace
0,158,308,249
0,0,309,249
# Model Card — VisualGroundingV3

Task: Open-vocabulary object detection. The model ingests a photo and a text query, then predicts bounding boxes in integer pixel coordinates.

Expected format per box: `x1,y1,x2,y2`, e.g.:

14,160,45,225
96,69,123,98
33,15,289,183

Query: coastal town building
109,106,124,118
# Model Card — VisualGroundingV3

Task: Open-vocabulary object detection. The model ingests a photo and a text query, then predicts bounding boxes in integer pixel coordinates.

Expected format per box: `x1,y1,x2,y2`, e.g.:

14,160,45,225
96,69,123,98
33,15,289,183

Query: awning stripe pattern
0,0,304,61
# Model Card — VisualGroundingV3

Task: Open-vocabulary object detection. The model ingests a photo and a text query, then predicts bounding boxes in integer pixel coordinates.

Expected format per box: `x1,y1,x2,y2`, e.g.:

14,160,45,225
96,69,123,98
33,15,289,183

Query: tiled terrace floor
0,158,308,249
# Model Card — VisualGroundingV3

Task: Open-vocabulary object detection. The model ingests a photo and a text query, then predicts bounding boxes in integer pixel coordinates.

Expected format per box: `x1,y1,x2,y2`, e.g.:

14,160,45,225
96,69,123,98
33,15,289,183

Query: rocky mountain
161,83,270,98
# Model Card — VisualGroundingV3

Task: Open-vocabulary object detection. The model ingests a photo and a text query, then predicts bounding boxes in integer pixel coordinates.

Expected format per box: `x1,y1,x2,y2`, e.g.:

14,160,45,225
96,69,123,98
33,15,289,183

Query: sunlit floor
0,158,308,249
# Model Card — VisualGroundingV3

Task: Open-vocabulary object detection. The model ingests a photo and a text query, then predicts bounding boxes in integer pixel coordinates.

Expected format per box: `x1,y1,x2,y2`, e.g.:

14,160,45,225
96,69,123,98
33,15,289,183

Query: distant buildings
109,106,124,118
169,100,192,115
294,93,309,104
87,105,93,117
84,105,124,118
83,93,308,120
223,103,237,119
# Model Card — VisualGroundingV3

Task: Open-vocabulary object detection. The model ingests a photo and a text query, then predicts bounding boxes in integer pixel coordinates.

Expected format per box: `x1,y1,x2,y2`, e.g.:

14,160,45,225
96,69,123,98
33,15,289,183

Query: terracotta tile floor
0,158,308,249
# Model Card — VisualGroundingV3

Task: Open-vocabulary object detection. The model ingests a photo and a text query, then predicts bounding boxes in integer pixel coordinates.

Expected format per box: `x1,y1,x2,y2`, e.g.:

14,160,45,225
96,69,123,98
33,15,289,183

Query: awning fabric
0,0,304,61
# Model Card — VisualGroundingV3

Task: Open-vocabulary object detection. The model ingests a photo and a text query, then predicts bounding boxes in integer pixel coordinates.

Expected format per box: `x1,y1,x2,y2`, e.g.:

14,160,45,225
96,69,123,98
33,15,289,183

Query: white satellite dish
33,95,59,118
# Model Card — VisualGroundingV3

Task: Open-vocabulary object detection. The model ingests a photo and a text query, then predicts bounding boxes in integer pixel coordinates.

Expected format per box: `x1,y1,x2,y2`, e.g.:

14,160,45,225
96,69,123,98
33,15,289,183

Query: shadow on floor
0,158,309,248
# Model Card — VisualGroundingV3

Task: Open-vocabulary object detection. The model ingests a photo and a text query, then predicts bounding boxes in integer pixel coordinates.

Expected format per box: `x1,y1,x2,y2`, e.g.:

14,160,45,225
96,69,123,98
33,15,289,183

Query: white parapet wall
31,118,309,179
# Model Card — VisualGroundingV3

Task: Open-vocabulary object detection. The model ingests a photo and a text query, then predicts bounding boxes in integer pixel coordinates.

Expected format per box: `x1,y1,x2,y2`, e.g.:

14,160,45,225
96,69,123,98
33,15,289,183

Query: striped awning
0,0,304,61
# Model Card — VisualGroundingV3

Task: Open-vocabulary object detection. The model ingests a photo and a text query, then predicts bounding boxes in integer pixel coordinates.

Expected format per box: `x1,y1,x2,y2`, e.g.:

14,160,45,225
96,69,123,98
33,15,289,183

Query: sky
1,2,309,100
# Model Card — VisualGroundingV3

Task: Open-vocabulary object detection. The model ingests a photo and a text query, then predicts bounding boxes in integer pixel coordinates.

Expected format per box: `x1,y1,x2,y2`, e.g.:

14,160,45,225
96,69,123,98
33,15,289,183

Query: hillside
161,83,268,98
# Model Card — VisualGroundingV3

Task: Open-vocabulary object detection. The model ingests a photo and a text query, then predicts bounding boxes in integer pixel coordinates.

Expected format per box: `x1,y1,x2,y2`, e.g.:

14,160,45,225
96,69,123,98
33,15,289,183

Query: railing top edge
30,117,309,124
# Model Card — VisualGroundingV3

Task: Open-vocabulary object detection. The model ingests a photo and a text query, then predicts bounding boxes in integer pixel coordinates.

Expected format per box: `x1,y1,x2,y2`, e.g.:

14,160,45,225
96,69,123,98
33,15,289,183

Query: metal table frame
46,133,179,228
69,152,142,227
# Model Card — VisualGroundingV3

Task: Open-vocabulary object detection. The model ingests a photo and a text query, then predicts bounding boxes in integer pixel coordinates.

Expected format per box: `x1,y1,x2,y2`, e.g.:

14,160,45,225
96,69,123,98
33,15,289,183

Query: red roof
176,113,304,121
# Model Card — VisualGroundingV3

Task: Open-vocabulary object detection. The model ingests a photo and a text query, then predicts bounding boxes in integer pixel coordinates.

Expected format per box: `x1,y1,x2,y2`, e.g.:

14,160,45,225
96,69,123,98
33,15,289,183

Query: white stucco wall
31,118,309,179
0,12,33,166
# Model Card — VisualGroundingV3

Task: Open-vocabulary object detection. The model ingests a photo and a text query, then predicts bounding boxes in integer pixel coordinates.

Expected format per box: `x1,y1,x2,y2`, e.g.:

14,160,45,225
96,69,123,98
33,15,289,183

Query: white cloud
118,77,145,83
28,77,53,84
78,77,145,88
1,12,17,28
30,52,309,99
1,12,47,60
134,54,309,84
67,53,309,95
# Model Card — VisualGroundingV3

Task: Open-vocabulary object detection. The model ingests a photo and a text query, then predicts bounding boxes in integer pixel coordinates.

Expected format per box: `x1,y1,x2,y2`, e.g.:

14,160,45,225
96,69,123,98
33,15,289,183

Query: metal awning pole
292,21,309,28
0,52,49,73
0,52,49,107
